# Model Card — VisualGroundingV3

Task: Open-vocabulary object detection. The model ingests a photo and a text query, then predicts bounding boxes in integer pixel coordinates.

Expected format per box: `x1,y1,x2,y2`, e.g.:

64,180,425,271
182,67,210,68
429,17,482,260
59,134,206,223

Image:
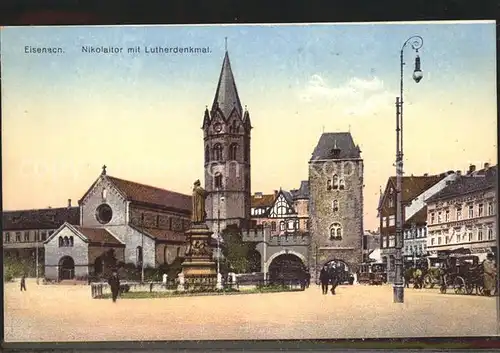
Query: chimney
484,162,490,170
68,199,72,208
423,173,428,177
254,192,263,199
468,164,476,174
274,190,279,198
456,170,461,176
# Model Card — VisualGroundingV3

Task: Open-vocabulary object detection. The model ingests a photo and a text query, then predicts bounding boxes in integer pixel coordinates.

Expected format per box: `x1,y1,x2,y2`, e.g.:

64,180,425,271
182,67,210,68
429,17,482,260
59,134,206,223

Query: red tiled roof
2,207,80,230
251,194,275,207
107,176,191,212
74,226,124,246
141,227,186,243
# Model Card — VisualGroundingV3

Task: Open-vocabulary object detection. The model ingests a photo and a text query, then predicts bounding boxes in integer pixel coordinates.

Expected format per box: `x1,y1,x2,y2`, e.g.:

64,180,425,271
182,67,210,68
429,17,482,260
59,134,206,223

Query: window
438,237,442,245
214,172,223,188
279,221,285,231
326,179,332,190
329,222,342,240
456,208,462,220
468,205,474,218
431,238,435,246
287,221,294,230
294,219,299,230
430,213,435,224
24,231,30,242
212,144,223,161
382,217,387,227
5,232,10,243
445,236,449,244
229,143,238,160
339,179,345,190
456,231,461,243
306,220,310,230
445,210,450,222
136,246,143,265
58,236,63,247
69,236,74,246
205,145,210,163
15,232,21,242
383,236,388,248
478,227,483,241
424,228,427,236
488,227,494,240
437,212,442,224
388,235,395,247
96,204,113,224
478,204,484,217
64,236,70,246
389,215,395,226
388,189,394,207
332,200,339,212
332,175,339,190
488,202,494,216
271,222,276,231
102,188,107,200
467,229,473,242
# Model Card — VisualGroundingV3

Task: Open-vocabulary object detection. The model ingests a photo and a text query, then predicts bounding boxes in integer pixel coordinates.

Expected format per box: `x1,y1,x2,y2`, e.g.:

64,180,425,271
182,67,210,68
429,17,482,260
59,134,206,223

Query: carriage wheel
439,284,447,294
453,276,466,295
477,284,484,296
465,283,474,295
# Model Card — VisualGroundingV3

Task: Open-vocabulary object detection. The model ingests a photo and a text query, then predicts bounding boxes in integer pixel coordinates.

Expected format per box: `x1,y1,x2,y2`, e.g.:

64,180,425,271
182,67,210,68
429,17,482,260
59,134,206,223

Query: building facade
203,50,252,233
378,173,451,282
426,164,497,261
308,132,364,282
43,166,192,281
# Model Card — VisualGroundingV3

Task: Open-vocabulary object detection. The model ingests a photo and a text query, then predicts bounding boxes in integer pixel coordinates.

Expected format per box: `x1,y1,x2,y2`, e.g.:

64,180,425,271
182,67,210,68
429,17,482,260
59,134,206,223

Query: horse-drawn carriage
358,262,387,285
437,254,484,295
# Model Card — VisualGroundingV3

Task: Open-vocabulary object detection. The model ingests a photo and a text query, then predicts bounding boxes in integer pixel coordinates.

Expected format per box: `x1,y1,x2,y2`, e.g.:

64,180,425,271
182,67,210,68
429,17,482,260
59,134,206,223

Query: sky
1,21,497,231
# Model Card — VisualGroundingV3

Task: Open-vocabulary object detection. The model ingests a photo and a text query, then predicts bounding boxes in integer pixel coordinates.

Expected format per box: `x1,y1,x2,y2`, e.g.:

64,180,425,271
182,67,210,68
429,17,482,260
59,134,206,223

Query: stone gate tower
202,50,252,233
308,132,364,283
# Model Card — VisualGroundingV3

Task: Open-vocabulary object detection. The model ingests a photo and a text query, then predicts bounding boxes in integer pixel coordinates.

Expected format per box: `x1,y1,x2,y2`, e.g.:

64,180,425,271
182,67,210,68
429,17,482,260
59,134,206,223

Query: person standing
162,273,168,288
330,265,339,295
483,253,497,297
319,265,329,295
20,274,27,292
108,269,120,303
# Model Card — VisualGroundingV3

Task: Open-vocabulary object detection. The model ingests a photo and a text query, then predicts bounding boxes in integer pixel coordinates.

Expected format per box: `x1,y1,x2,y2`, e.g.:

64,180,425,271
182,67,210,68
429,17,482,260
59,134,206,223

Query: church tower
203,50,252,233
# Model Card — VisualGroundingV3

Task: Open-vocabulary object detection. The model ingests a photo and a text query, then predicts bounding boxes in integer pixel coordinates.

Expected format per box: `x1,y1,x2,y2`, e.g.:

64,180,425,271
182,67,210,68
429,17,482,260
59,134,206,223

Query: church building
43,166,191,281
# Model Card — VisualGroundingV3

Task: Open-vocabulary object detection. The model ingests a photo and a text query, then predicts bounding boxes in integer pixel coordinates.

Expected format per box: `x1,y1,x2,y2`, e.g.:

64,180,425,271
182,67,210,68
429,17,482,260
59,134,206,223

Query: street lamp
394,35,424,304
216,194,224,289
141,214,145,284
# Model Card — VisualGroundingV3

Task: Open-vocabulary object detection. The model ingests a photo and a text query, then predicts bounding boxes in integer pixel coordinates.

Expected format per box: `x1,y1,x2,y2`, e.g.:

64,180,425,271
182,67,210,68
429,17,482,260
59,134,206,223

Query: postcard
1,21,498,342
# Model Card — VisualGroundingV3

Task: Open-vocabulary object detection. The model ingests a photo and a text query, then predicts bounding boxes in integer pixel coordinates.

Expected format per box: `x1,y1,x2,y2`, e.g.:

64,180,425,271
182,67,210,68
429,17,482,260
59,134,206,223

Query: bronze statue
192,179,208,223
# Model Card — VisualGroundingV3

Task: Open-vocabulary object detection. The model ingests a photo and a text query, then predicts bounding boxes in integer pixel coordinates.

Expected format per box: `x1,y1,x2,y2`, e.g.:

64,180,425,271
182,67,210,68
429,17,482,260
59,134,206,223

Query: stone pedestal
181,223,217,289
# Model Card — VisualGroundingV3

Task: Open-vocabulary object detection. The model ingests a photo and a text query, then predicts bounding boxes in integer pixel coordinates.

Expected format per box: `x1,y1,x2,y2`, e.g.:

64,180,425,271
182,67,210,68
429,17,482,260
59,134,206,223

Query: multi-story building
2,201,80,269
363,229,381,262
308,132,364,282
250,181,310,236
378,172,453,281
426,164,497,260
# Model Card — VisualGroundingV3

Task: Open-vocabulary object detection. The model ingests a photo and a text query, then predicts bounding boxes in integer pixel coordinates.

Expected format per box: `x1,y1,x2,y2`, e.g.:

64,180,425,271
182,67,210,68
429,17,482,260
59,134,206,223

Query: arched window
229,143,238,160
332,174,339,189
205,145,210,163
332,200,339,212
212,144,223,161
327,179,332,190
63,236,69,247
279,221,285,231
58,236,63,247
102,189,107,200
339,178,345,190
329,222,342,240
69,236,74,247
214,172,223,188
136,246,143,266
271,221,277,231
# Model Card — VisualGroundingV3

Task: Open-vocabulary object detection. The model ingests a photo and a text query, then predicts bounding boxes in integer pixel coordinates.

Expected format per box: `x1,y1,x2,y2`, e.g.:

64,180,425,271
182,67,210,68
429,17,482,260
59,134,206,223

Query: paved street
4,279,498,342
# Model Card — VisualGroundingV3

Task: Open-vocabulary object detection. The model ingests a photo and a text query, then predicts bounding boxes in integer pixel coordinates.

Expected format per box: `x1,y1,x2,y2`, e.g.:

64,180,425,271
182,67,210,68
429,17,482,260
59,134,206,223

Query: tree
220,224,256,273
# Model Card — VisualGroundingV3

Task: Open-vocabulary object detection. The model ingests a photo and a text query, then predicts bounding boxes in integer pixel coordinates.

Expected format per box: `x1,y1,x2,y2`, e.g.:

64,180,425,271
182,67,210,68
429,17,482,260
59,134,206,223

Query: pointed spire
211,51,243,120
101,165,107,175
202,105,211,128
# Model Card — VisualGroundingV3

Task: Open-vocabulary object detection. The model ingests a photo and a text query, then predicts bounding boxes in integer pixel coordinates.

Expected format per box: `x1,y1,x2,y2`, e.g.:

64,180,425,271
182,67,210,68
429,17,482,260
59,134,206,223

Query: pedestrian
404,267,411,288
319,265,329,295
107,269,120,303
483,253,497,296
305,270,311,288
413,267,422,289
330,265,339,295
20,274,27,292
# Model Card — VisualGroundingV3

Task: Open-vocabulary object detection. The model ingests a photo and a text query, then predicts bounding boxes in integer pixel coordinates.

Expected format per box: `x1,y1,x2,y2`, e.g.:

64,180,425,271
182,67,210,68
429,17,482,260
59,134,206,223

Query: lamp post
216,194,224,289
36,230,39,285
141,214,145,284
394,35,423,304
263,224,268,285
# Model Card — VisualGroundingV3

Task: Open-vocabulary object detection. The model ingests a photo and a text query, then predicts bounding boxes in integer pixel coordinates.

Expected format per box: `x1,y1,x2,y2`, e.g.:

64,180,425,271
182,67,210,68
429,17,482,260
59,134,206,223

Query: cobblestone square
4,279,498,342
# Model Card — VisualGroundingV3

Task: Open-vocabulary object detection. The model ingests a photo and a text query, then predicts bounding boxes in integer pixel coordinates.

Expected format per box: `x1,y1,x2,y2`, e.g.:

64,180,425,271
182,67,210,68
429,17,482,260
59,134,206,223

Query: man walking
107,269,120,303
319,265,329,295
20,274,27,292
330,264,339,295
